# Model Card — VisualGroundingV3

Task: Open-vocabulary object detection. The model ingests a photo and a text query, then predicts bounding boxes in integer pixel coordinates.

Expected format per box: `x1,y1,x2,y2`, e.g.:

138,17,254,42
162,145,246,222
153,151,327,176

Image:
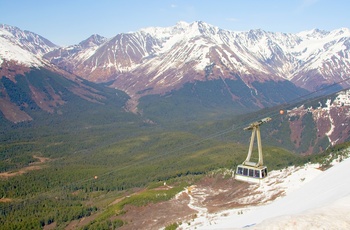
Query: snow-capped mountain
0,24,57,67
2,21,350,100
44,34,107,75
1,22,350,124
43,21,350,98
0,25,129,124
291,28,350,91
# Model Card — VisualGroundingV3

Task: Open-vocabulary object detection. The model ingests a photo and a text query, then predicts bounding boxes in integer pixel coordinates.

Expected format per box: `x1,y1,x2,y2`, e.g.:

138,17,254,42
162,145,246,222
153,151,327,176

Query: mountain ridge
2,21,350,99
41,21,350,99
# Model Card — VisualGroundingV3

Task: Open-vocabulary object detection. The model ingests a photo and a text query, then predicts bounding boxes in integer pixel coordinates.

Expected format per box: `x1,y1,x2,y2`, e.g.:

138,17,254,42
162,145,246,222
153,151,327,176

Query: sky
1,0,350,46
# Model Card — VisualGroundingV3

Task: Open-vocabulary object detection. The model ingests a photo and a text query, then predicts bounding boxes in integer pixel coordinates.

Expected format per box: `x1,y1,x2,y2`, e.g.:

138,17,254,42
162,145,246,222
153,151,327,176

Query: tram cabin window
249,169,254,177
243,168,248,176
254,170,260,178
237,167,243,175
261,168,267,178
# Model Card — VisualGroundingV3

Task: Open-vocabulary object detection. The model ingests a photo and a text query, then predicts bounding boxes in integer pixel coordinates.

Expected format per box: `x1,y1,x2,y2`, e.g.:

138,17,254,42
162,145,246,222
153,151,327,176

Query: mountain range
2,21,350,113
1,21,350,153
42,21,350,95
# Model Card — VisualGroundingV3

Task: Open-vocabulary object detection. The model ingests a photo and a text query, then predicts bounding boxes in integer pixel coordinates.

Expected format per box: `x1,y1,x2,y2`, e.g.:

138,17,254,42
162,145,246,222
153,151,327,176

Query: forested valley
1,74,349,229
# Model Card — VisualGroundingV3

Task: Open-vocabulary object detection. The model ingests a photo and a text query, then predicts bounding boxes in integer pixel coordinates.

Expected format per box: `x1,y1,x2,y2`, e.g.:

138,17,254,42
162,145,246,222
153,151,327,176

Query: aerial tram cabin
235,117,271,183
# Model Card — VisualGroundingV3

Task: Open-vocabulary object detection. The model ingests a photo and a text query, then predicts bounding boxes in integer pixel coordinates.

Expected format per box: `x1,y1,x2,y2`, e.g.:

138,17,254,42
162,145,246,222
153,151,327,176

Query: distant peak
176,21,190,27
79,34,107,48
191,20,214,28
297,28,329,38
331,27,350,37
175,21,213,30
248,28,268,34
0,23,19,31
193,20,205,25
310,28,328,35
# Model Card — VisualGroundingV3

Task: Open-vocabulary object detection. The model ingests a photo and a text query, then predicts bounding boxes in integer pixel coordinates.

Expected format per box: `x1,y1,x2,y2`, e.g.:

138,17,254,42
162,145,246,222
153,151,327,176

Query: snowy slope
0,24,57,67
291,28,350,90
185,154,350,229
43,34,107,74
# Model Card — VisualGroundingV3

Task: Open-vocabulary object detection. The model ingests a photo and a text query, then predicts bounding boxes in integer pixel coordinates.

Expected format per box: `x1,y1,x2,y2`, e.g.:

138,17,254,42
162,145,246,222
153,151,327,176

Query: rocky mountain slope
286,88,350,153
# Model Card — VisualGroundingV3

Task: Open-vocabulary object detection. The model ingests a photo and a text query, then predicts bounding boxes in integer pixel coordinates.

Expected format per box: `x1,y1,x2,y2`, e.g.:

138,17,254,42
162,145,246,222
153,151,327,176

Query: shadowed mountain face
0,67,130,124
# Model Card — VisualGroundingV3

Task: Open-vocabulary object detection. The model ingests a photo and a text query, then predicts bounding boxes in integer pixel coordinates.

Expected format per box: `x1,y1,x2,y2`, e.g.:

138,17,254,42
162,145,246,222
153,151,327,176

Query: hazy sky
1,0,349,46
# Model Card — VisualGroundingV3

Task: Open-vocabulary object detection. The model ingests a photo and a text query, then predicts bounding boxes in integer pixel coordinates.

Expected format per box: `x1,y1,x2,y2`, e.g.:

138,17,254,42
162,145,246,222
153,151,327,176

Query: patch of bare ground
64,213,100,230
64,172,284,229
198,177,254,213
43,210,99,230
0,198,12,203
31,155,50,164
0,155,51,179
117,192,196,230
43,222,57,230
0,97,33,123
113,175,258,229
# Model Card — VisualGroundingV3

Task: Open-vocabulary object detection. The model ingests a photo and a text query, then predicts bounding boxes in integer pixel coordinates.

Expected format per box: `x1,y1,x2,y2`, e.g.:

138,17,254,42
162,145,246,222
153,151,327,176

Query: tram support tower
235,117,271,183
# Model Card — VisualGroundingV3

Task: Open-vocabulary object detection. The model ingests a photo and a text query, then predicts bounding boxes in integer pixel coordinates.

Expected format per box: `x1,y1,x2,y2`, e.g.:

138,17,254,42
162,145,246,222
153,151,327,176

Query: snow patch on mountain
0,45,40,67
287,89,350,150
0,30,42,67
0,24,57,67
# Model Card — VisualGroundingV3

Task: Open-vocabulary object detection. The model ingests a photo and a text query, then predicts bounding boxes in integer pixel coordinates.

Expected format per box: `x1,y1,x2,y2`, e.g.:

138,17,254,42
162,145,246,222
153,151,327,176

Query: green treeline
0,195,97,230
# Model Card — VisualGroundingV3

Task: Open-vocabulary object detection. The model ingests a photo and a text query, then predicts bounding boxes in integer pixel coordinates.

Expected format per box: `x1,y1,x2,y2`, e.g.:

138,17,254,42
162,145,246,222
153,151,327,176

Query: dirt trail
0,198,12,203
0,155,50,179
